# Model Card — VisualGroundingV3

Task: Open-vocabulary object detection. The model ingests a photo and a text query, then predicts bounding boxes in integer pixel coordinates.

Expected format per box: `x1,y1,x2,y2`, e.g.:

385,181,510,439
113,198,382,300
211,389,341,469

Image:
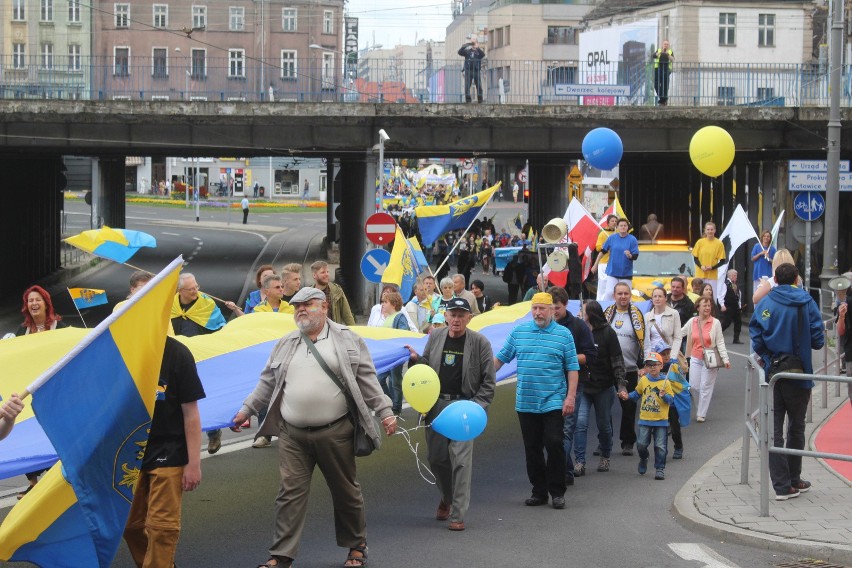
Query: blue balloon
581,127,623,171
430,400,487,442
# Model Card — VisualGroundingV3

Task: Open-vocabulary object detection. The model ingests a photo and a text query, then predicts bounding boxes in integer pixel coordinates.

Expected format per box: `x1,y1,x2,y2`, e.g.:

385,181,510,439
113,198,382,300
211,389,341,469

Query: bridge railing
0,54,849,107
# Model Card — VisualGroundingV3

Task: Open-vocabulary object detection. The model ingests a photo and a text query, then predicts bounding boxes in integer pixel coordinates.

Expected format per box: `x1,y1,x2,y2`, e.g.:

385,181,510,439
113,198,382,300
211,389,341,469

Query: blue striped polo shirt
496,319,580,413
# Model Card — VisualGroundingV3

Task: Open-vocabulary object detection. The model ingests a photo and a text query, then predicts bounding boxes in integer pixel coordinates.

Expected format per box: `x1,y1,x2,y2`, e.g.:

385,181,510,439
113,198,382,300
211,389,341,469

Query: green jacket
326,281,356,326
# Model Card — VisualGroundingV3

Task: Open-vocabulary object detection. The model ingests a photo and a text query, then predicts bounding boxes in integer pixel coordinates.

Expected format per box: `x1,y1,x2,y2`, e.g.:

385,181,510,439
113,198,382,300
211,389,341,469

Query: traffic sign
461,158,474,172
360,249,391,283
793,191,825,221
518,169,528,183
568,166,583,186
364,212,397,245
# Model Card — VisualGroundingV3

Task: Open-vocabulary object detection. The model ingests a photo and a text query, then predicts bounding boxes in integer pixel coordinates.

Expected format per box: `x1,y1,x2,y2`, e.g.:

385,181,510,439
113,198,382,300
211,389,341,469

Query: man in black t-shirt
405,298,495,531
667,277,695,351
124,271,206,568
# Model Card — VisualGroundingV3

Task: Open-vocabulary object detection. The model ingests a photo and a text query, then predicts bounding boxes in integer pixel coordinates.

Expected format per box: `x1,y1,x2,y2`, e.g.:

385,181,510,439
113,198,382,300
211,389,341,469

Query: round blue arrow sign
360,249,391,283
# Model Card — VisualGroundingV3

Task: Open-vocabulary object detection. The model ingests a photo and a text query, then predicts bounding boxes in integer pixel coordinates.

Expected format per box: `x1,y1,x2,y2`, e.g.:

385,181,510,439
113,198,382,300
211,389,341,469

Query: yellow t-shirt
254,300,294,314
635,375,674,423
692,237,725,280
595,228,615,263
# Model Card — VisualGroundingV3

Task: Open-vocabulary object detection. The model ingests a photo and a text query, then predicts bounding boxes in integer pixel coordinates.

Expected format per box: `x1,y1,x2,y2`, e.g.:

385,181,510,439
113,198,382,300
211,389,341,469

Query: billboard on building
578,19,657,106
345,17,359,64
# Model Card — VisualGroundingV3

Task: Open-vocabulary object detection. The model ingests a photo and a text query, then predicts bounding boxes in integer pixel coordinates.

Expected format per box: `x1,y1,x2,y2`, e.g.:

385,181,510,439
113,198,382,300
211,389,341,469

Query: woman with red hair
16,285,65,336
14,285,67,498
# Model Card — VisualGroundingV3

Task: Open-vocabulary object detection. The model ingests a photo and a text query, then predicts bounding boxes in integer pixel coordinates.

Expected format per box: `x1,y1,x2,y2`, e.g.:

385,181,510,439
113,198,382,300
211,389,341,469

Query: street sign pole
822,0,844,289
805,218,811,293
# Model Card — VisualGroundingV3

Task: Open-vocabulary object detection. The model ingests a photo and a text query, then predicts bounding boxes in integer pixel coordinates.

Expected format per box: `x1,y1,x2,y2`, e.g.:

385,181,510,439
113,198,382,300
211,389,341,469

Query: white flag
769,209,785,249
716,204,760,301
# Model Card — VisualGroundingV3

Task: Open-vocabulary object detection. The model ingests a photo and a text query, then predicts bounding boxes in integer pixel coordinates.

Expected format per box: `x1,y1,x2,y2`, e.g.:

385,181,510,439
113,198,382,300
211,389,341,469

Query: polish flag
544,198,603,287
599,196,628,227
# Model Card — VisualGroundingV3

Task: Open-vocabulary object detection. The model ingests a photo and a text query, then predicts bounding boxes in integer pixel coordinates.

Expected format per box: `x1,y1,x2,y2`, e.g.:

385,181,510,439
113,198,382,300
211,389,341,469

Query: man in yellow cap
494,292,580,510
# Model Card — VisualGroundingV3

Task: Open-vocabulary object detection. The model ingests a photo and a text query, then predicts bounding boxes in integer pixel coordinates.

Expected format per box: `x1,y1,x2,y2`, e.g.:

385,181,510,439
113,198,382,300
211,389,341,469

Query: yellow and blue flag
0,256,183,568
383,227,420,301
415,183,499,246
171,292,226,331
68,287,108,310
407,237,429,270
64,226,156,264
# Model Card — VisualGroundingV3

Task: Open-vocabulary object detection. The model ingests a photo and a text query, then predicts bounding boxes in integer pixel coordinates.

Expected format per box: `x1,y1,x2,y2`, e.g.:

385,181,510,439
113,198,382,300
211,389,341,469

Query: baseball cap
652,340,671,353
644,352,664,365
447,298,471,312
432,313,446,325
289,287,326,304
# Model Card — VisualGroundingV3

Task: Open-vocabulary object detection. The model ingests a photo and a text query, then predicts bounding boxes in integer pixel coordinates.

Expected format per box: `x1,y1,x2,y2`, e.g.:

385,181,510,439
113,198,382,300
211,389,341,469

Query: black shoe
551,496,566,509
732,340,743,344
565,475,574,486
621,443,634,456
525,495,548,506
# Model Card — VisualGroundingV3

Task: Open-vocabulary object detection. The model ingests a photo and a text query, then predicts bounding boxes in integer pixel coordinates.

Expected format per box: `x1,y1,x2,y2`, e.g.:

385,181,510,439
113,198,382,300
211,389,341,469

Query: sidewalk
674,381,852,564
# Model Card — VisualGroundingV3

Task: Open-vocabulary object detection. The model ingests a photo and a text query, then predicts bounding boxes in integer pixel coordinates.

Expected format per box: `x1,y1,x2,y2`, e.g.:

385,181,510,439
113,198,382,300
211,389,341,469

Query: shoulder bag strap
301,332,358,416
650,314,667,343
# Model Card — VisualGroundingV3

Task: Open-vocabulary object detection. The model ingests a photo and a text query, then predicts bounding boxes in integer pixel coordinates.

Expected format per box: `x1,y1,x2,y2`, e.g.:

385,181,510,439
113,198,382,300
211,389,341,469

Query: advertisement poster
578,19,658,106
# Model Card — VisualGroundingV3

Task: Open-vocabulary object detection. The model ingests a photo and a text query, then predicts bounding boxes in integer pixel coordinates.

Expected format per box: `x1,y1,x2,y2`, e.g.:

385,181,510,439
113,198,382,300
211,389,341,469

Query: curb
672,412,852,564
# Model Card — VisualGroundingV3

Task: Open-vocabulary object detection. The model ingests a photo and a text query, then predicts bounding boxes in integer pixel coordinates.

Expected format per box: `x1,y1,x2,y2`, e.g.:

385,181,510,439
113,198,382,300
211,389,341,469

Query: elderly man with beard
494,292,580,510
232,287,397,568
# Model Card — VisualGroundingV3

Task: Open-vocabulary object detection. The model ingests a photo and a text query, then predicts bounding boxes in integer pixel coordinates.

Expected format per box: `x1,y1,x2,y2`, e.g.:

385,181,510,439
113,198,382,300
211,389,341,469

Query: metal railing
741,351,851,517
2,54,851,107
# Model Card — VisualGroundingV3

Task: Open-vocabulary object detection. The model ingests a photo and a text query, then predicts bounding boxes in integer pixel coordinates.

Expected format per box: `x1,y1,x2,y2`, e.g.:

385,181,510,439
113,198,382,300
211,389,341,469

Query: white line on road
668,543,742,568
161,232,181,236
193,237,201,241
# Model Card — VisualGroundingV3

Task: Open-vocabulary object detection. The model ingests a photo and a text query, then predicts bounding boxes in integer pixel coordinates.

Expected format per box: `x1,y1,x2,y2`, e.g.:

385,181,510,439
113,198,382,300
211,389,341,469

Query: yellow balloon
402,364,440,414
689,126,735,177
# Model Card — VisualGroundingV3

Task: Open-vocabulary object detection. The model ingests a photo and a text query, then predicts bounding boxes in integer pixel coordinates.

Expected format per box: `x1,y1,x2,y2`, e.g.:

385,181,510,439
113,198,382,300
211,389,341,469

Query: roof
582,0,670,23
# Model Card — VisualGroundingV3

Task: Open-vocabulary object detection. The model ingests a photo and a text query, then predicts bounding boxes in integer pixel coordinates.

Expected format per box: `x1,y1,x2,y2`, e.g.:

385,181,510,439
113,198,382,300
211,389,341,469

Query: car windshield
633,251,695,277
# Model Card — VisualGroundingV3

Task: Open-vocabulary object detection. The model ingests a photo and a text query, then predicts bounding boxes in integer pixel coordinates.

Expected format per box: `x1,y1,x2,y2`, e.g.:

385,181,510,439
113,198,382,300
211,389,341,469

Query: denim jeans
574,386,615,465
563,383,583,477
377,364,404,413
637,425,668,471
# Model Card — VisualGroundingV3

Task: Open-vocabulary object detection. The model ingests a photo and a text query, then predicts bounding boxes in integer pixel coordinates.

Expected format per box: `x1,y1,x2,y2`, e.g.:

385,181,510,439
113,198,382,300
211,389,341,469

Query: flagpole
432,189,498,279
67,287,89,329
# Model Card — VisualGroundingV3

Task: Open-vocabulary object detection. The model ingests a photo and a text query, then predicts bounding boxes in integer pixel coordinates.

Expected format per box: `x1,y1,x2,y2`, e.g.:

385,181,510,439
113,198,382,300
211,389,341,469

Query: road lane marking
162,232,181,236
669,543,742,568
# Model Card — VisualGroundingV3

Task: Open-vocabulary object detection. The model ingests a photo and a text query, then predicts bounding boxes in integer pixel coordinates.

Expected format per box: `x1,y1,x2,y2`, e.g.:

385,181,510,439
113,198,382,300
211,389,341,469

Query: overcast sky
346,0,453,49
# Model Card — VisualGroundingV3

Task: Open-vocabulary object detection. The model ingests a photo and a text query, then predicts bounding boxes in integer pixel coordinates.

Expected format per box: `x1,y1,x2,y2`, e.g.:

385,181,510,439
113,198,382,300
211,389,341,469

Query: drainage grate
776,561,849,568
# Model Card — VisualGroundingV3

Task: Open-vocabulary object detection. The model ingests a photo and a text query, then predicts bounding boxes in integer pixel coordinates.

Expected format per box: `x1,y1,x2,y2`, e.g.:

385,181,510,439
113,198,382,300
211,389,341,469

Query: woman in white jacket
682,296,730,422
643,286,683,358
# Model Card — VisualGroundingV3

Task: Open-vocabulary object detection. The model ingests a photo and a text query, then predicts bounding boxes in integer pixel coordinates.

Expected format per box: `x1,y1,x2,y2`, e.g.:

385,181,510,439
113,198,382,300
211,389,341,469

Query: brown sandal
344,543,368,567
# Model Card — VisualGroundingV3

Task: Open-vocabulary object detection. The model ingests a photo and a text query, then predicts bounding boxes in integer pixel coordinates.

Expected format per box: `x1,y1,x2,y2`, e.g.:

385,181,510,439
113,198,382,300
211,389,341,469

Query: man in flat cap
494,292,579,510
233,287,398,568
405,297,496,531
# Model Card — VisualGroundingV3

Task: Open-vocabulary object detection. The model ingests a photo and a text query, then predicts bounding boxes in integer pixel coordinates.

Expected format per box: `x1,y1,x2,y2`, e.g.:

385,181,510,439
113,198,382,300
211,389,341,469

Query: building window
13,43,26,69
68,44,81,71
495,28,503,48
661,15,669,44
115,3,129,27
41,43,54,69
281,50,297,79
229,49,245,78
323,10,333,34
757,87,776,101
153,48,168,78
153,4,168,28
192,5,207,29
321,52,334,89
68,0,80,22
717,86,735,105
191,48,206,79
504,25,510,46
719,13,736,46
546,65,575,86
230,6,245,31
115,47,130,76
13,0,25,20
41,0,53,21
547,26,577,45
758,14,775,47
282,8,297,32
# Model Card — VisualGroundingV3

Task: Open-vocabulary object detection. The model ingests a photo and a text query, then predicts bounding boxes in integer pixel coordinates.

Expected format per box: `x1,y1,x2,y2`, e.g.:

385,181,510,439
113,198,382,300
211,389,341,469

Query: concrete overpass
3,100,851,310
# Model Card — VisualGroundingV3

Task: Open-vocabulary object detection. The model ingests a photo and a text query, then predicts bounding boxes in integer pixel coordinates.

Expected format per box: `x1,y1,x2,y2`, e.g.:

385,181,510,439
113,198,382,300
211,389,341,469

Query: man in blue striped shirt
494,292,580,510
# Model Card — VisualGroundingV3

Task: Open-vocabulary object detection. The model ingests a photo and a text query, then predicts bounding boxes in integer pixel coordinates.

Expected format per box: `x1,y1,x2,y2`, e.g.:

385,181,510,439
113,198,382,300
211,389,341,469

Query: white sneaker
252,436,271,448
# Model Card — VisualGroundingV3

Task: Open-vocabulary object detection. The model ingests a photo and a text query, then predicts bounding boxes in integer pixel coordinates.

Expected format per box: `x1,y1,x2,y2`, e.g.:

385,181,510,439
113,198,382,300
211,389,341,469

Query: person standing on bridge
653,40,674,105
232,287,397,568
458,34,486,103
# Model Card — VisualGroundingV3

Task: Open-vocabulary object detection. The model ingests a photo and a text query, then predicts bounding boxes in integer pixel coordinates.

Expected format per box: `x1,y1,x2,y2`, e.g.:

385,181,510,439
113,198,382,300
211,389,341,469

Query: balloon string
391,414,436,485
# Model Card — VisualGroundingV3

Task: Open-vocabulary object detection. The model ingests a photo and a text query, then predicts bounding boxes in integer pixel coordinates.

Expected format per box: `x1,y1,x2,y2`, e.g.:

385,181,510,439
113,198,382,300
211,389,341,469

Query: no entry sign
365,212,397,245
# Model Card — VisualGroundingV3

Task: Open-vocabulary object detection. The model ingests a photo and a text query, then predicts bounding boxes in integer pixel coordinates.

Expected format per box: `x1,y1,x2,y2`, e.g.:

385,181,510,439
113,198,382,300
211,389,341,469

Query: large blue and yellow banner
0,257,182,568
415,183,499,245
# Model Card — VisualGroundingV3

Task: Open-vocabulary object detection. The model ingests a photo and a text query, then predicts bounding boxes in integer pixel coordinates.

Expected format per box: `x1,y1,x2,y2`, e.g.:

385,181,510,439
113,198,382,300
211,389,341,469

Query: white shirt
241,198,249,209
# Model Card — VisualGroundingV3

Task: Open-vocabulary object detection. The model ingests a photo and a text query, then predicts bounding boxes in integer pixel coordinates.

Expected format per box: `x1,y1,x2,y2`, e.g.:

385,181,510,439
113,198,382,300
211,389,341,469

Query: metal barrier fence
1,55,851,107
741,348,851,517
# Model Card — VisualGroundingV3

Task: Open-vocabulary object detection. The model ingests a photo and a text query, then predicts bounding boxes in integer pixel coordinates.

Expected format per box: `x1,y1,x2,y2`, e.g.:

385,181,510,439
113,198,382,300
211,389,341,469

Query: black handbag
301,333,379,457
766,306,805,380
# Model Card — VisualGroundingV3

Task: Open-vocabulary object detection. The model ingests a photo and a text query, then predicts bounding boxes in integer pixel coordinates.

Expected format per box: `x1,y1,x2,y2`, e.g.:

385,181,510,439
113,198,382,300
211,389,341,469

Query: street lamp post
378,129,389,211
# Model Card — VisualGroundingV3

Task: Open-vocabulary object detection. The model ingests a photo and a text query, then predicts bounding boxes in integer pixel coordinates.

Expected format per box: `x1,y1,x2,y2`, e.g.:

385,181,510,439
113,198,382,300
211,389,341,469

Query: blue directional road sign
360,249,391,283
793,191,825,221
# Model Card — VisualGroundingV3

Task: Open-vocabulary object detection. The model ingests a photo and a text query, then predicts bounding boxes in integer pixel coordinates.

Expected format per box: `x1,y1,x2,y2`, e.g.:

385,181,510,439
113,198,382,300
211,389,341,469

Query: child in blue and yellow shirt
619,352,674,480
